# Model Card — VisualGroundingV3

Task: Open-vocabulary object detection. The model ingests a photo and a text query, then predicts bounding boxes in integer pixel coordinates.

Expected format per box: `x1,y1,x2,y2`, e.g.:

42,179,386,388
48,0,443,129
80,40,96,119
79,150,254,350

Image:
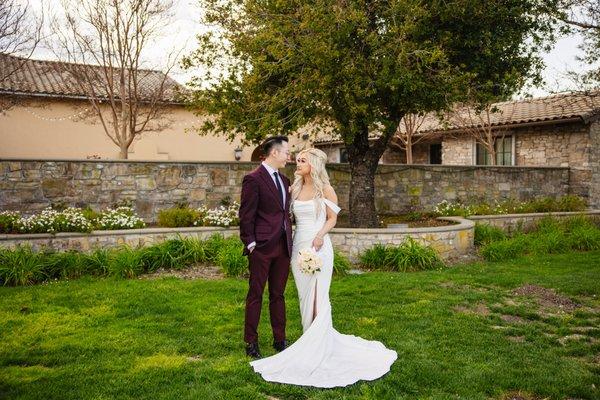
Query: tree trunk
119,146,129,159
348,160,379,227
406,135,413,164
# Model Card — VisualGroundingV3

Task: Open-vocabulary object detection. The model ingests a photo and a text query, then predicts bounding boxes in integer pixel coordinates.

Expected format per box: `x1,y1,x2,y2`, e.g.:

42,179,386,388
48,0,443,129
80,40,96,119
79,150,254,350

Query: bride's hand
312,235,324,251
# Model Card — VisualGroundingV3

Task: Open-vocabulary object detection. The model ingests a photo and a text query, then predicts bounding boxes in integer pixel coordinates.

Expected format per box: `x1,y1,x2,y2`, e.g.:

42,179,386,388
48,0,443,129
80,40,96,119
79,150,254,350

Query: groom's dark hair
262,135,289,156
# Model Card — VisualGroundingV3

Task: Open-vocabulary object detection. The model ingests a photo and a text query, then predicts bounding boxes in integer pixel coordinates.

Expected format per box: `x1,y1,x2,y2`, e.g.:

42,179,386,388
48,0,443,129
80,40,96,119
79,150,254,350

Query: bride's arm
313,185,339,250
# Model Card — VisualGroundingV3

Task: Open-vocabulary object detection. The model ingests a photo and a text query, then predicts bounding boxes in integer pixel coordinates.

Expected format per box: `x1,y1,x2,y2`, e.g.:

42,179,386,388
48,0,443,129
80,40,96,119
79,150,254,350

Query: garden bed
335,213,457,228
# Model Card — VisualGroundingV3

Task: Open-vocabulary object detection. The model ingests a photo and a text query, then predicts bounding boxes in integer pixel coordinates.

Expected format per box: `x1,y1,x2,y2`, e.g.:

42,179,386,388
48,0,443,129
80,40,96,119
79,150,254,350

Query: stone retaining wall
0,227,240,253
0,159,571,222
0,217,475,261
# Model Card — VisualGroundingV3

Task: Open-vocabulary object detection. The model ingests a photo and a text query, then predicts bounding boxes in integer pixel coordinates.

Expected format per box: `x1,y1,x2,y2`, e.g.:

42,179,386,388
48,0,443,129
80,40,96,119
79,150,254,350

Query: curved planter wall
0,217,475,261
329,217,474,261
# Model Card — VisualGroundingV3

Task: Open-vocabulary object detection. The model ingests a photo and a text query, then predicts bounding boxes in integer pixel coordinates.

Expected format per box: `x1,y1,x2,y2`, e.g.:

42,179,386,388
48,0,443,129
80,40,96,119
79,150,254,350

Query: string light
23,106,92,122
21,106,205,128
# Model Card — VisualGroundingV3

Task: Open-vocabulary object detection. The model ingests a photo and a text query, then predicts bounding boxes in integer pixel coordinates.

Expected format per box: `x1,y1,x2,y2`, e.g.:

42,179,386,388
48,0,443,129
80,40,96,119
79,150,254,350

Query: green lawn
1,251,599,400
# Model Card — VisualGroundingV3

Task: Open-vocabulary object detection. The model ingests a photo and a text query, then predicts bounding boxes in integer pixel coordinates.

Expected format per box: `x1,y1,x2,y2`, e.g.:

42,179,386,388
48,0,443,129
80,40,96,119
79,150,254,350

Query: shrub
479,235,530,262
530,230,570,255
0,245,46,286
81,248,112,276
333,250,351,275
141,239,187,272
215,237,248,277
180,237,209,264
81,207,101,223
568,225,600,251
0,211,20,234
528,197,559,213
203,234,228,262
359,239,444,272
42,250,87,280
139,237,210,272
108,246,144,278
474,223,507,246
384,237,445,272
558,195,587,212
535,216,563,235
157,207,203,228
359,243,389,270
561,215,597,232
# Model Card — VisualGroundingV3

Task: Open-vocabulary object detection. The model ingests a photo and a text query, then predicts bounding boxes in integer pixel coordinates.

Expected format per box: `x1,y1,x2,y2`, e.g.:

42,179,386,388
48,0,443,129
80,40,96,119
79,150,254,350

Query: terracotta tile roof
416,91,600,134
0,54,184,104
313,91,600,144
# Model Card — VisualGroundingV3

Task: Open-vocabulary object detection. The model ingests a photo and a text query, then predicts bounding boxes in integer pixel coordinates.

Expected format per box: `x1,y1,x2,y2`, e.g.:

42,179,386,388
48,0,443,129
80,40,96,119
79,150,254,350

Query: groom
239,136,293,359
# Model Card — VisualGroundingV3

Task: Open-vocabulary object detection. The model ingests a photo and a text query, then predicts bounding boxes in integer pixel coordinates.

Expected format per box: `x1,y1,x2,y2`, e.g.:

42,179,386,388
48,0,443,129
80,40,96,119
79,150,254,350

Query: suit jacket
239,164,293,257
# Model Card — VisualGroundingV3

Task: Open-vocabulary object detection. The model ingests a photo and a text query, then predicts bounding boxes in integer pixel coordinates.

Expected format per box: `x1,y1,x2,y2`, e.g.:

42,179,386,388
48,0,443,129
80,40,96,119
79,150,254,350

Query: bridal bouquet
297,248,323,275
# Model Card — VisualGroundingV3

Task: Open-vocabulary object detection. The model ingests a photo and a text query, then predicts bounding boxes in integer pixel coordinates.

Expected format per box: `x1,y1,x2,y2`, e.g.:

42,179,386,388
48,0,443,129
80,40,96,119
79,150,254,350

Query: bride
250,147,397,388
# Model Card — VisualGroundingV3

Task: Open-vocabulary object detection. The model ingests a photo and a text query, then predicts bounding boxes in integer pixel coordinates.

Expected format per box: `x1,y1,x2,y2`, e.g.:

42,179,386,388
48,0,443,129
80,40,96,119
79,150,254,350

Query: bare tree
444,102,515,166
390,113,432,164
0,0,44,80
49,0,182,159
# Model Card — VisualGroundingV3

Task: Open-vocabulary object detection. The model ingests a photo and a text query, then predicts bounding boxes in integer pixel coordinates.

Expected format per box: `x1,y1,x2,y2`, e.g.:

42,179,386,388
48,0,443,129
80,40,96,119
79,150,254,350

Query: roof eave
416,116,586,136
0,90,185,106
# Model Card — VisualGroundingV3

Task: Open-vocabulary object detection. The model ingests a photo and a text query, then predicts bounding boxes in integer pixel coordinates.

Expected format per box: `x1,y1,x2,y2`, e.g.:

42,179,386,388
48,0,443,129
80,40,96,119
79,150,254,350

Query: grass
0,251,598,399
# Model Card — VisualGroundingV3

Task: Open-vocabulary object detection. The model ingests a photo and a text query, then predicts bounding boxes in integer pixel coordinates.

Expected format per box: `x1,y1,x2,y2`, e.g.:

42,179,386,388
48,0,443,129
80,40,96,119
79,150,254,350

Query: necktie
273,171,284,207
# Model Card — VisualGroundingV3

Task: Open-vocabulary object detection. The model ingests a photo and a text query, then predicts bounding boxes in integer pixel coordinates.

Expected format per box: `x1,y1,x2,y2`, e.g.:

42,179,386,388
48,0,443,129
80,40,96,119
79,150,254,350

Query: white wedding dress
250,198,397,388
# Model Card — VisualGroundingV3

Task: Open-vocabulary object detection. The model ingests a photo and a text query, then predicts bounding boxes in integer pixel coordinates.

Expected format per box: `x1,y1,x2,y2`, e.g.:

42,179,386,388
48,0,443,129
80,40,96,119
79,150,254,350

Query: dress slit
311,279,318,322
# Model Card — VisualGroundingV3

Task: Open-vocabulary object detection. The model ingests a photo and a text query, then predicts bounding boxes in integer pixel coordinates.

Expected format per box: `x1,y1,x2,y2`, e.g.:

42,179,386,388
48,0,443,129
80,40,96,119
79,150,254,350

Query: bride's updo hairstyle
291,147,331,218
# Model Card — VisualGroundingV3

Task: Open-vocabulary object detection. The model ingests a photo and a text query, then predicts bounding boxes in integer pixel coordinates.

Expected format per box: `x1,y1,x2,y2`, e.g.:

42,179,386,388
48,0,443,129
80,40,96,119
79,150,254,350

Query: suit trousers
244,233,290,344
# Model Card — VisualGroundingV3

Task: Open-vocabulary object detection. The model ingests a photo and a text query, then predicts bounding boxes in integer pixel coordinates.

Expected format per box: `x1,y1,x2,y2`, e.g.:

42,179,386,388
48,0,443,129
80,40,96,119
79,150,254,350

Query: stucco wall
0,97,309,162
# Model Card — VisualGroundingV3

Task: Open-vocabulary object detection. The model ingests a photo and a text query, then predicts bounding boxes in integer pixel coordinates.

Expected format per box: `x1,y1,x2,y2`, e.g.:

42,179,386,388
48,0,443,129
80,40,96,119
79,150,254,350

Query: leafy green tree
184,0,556,227
552,1,600,88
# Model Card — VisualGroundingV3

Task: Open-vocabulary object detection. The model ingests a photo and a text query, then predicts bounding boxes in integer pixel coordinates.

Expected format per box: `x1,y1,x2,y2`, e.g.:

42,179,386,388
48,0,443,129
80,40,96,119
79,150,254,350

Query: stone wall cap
330,216,474,234
0,226,239,241
0,159,570,170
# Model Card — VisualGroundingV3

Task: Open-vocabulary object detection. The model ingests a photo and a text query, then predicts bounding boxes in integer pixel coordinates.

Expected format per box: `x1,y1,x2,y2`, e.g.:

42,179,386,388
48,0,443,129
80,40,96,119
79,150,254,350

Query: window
339,147,348,163
476,135,513,165
429,143,442,164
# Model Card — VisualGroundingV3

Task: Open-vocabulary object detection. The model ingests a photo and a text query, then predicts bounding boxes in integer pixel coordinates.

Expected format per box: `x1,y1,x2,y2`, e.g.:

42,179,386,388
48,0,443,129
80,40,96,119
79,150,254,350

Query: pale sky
30,0,590,98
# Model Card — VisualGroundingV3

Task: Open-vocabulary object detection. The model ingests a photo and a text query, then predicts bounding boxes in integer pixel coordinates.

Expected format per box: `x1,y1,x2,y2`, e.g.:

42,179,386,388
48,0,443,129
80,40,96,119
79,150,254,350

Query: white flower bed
95,206,146,230
193,202,240,227
0,206,145,234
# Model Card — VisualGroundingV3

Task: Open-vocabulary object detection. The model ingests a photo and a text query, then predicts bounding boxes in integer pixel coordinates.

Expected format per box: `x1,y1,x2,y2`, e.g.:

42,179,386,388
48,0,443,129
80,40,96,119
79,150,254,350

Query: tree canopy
185,0,557,226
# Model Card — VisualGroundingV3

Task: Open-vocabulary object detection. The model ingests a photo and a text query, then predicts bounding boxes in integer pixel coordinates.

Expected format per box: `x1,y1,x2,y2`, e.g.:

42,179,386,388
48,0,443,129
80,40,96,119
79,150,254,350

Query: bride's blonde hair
291,147,331,218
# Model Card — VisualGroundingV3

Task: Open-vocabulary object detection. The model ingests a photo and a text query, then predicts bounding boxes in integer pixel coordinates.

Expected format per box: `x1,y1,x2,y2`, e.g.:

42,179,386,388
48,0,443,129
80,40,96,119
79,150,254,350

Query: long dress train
249,198,397,388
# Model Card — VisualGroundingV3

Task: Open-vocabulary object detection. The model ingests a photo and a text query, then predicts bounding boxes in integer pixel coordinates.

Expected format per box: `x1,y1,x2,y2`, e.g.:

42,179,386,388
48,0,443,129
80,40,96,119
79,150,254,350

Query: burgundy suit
239,164,293,344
